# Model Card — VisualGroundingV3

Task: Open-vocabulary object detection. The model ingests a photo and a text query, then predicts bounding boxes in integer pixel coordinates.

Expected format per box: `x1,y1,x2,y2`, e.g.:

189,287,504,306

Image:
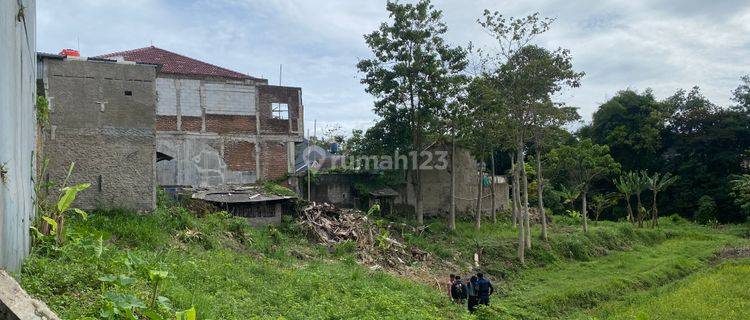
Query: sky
37,0,750,137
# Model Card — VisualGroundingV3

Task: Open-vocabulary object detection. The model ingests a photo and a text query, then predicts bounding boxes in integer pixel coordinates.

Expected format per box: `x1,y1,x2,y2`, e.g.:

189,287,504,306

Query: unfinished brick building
97,47,304,187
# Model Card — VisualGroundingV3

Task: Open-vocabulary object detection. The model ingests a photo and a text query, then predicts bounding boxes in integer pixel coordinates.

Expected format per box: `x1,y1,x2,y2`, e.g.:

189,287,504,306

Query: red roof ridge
96,46,262,80
96,46,155,59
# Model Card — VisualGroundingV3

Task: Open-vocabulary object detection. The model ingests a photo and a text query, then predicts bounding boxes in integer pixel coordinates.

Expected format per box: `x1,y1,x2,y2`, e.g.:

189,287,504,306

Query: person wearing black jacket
450,275,467,304
466,275,479,313
475,272,494,306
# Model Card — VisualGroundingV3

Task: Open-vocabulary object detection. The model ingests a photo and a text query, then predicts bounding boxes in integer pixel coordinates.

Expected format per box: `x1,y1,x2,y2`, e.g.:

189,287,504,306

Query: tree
645,172,678,227
631,171,649,228
357,0,467,226
583,90,666,173
590,193,620,222
477,10,583,259
476,11,555,263
554,184,580,212
662,86,750,222
614,174,635,223
732,75,750,112
730,174,750,220
462,77,500,230
546,139,620,232
531,103,580,240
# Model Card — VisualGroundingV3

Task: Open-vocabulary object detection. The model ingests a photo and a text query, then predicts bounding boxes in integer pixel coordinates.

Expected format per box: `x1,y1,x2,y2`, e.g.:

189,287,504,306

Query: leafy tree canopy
584,89,666,172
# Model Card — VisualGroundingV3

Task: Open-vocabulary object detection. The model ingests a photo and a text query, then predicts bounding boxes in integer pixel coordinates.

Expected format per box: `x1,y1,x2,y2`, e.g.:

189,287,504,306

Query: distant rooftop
96,46,261,80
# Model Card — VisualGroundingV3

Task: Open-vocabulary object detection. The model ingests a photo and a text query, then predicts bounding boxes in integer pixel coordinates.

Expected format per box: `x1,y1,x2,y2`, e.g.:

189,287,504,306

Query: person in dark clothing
466,275,479,313
475,272,494,306
450,275,467,304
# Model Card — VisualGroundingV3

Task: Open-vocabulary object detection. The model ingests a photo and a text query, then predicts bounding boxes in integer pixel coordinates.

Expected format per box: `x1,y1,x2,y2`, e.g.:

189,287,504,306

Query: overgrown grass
578,259,750,320
402,214,674,277
19,205,466,319
398,213,748,319
467,221,748,319
17,202,749,319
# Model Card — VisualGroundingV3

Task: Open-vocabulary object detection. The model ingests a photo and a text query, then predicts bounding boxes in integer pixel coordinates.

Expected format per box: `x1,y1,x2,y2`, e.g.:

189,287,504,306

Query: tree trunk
415,158,423,226
582,190,588,232
625,195,633,224
651,191,658,228
515,148,525,264
513,169,520,227
518,147,531,250
510,153,521,228
408,79,423,227
449,133,456,231
490,149,497,224
636,192,643,228
535,146,547,241
56,213,65,244
475,167,482,231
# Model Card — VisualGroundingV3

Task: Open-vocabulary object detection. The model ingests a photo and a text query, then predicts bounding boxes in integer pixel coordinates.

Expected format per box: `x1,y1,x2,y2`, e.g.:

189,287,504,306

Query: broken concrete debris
0,270,60,320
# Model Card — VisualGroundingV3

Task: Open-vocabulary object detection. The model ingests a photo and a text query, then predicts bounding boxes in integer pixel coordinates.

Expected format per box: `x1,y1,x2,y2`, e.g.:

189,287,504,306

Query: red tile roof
97,46,260,80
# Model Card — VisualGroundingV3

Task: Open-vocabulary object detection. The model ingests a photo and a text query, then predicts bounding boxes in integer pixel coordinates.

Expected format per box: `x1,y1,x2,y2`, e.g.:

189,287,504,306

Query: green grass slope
17,202,749,320
576,258,750,320
20,207,466,320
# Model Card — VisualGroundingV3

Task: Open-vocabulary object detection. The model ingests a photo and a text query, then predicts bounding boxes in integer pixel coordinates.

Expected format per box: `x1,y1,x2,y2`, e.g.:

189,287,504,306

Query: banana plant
148,270,170,309
554,184,581,212
40,162,91,244
614,175,634,223
646,172,678,227
590,193,620,222
628,171,649,228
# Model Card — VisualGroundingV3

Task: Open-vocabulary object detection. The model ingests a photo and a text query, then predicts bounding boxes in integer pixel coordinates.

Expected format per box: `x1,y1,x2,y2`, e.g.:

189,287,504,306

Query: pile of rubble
298,202,430,270
528,207,553,224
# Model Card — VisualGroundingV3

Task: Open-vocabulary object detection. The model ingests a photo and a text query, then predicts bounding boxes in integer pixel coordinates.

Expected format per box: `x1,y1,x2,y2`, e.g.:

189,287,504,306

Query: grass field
16,201,750,320
576,259,750,320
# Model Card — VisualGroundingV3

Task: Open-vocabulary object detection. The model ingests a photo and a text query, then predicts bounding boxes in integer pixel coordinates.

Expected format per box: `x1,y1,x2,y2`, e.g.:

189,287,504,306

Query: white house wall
155,77,256,117
155,78,177,115
204,82,256,115
0,0,36,272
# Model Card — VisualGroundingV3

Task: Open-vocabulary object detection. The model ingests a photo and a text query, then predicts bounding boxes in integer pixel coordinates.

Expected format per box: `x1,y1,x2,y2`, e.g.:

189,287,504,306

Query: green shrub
695,196,717,224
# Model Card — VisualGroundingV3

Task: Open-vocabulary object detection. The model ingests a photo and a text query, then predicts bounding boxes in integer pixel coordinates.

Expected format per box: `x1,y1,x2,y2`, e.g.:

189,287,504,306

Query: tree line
347,0,750,263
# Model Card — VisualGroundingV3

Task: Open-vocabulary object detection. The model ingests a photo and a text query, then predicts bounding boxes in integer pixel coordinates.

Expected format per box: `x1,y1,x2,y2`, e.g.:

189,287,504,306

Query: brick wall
154,77,301,186
205,114,256,134
181,116,202,132
224,140,255,171
258,85,301,134
261,141,288,180
156,116,177,131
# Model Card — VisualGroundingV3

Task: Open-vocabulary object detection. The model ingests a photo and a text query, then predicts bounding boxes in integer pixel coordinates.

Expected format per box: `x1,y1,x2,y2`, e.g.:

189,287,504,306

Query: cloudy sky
37,0,750,136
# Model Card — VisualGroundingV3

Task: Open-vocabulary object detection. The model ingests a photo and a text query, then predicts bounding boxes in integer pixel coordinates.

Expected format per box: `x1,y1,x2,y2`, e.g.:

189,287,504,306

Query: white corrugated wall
0,0,36,272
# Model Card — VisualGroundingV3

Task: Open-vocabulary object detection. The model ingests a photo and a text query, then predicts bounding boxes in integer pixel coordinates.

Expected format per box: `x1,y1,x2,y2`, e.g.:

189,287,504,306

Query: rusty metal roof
368,188,400,198
190,186,296,204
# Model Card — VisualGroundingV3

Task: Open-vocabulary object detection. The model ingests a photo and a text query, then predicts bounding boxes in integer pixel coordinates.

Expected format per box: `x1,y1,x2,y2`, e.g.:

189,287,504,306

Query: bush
695,196,717,225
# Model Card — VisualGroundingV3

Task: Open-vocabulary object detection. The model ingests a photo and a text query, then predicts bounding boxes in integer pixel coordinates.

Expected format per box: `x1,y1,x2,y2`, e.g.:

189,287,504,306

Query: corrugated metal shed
0,0,36,271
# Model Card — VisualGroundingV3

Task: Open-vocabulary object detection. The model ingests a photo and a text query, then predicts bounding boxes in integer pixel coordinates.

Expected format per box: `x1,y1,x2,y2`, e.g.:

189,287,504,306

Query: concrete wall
403,146,510,217
41,58,157,211
0,0,36,272
156,133,256,187
154,76,303,187
303,174,360,208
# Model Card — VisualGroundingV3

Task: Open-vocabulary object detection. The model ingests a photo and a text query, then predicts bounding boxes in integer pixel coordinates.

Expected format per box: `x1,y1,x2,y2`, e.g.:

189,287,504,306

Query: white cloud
38,0,750,133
